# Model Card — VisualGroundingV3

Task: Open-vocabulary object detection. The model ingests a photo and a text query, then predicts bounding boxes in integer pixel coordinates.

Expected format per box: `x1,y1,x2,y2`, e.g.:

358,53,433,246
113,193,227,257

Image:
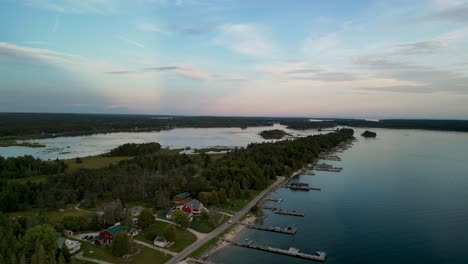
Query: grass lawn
190,214,229,233
81,241,124,263
129,246,172,264
64,155,131,172
81,241,172,264
135,221,197,252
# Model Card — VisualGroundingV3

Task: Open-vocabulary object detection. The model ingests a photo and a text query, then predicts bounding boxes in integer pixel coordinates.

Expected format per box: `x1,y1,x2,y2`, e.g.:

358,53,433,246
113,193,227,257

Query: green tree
171,210,190,229
23,224,58,260
30,243,46,264
163,224,177,241
137,208,154,229
112,232,132,257
62,246,71,263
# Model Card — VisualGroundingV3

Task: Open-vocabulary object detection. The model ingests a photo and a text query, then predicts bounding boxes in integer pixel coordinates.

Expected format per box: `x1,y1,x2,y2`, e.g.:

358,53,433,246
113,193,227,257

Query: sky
0,0,467,119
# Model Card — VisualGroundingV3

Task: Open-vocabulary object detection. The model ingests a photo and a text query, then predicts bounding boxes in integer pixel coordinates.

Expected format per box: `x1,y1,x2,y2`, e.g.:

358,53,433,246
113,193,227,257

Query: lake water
0,124,321,160
209,128,468,264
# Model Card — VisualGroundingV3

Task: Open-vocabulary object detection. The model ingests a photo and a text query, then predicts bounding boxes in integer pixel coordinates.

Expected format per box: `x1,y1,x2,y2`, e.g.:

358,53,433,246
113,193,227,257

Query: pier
314,162,342,172
240,222,297,235
223,239,326,262
285,182,321,191
273,208,305,217
266,198,283,202
260,206,305,217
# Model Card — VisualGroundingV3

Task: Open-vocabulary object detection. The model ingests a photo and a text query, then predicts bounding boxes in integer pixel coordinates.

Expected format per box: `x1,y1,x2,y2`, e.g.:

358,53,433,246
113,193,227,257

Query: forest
1,113,467,140
0,129,354,213
259,129,289,139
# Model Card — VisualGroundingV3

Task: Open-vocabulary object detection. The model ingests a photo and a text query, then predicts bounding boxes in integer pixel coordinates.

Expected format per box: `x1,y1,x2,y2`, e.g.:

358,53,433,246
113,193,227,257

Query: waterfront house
172,192,192,203
96,223,128,244
57,237,81,254
153,236,171,248
181,199,206,215
130,205,144,217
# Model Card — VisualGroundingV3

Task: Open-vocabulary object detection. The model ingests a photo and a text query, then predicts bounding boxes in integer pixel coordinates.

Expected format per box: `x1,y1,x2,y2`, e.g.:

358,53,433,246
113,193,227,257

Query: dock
285,182,321,191
314,162,342,172
266,198,283,202
273,208,305,217
240,222,297,235
260,206,305,217
223,239,326,262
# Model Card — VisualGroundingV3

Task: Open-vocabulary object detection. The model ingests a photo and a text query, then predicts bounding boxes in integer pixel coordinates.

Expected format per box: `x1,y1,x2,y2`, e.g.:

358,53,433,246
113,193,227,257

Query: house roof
186,199,202,209
131,206,144,213
154,236,167,242
173,192,191,199
106,224,128,236
57,237,67,248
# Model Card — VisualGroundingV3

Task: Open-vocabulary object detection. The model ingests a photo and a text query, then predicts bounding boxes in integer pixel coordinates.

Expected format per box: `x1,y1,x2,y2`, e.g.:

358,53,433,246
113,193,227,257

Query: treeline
279,120,337,130
107,142,161,156
0,129,354,214
203,128,355,198
0,113,274,138
0,156,67,179
0,213,73,264
259,129,289,139
335,119,468,132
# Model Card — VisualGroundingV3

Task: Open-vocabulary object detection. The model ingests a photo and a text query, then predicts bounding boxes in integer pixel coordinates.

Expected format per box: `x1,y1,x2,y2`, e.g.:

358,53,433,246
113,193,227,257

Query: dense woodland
0,113,274,138
0,129,354,213
0,156,67,179
1,113,467,140
259,129,289,139
280,120,338,130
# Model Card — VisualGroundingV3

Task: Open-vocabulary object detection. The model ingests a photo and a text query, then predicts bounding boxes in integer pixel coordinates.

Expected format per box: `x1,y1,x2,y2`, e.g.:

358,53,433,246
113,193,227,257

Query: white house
130,205,144,217
154,236,171,248
57,237,81,254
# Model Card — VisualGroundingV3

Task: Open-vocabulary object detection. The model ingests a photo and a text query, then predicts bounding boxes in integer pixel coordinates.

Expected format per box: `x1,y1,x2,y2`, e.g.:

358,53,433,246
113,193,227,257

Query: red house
172,192,192,204
181,199,205,215
96,223,128,244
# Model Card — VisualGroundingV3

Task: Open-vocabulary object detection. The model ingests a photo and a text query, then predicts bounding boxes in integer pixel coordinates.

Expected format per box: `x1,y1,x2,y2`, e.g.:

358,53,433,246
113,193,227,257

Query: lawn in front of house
135,221,197,252
129,246,172,264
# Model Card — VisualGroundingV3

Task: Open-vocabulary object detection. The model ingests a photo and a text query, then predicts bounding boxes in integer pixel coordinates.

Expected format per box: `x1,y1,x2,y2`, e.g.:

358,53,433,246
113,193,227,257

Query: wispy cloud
52,14,60,32
105,66,178,74
136,20,168,34
215,23,276,57
0,42,124,73
22,41,48,46
24,0,120,14
301,33,339,55
117,36,145,48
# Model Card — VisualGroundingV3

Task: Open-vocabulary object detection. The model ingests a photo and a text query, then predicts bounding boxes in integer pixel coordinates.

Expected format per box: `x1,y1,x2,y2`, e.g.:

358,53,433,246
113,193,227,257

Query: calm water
0,124,321,160
210,128,468,264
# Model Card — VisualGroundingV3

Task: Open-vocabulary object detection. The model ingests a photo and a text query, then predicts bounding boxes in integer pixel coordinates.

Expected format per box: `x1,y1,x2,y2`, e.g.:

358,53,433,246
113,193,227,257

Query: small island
361,130,377,138
259,129,290,139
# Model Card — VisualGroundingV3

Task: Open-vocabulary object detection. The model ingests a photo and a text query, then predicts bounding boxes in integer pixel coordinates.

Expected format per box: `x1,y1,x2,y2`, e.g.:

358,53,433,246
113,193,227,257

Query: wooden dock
223,239,326,262
260,206,305,217
240,222,297,235
285,182,321,191
273,208,305,217
266,198,283,202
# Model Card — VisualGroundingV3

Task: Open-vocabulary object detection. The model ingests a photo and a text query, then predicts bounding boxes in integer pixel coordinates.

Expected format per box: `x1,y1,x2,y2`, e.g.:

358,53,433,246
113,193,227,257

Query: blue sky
1,0,467,118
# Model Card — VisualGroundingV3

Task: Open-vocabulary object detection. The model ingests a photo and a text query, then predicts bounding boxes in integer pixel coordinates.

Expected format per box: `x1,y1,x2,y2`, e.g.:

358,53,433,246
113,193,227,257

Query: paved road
166,176,285,264
134,240,177,256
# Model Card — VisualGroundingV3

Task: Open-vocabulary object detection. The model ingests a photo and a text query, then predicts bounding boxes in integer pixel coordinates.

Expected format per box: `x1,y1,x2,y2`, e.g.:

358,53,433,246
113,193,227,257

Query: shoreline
204,215,258,256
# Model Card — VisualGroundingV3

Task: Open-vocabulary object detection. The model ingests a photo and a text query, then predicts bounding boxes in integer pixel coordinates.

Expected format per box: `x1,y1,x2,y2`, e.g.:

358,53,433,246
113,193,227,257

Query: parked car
82,235,89,240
